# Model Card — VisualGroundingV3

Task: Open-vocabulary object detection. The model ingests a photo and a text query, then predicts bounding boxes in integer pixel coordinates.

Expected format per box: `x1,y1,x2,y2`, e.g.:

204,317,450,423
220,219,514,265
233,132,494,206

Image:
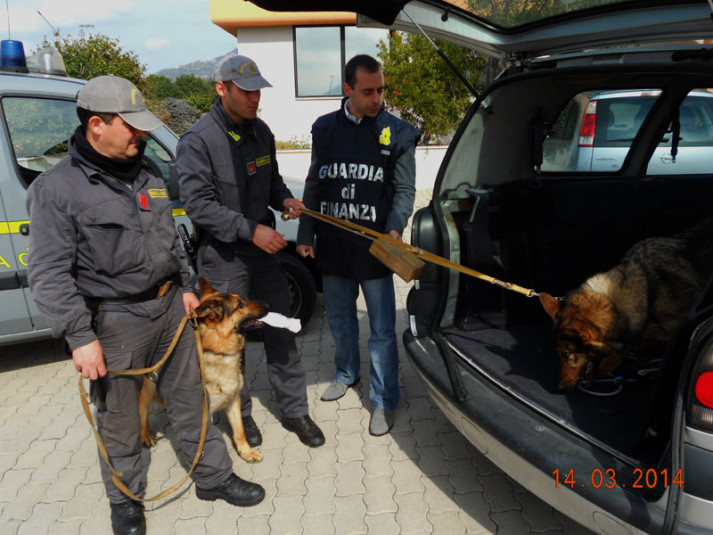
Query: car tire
277,252,317,329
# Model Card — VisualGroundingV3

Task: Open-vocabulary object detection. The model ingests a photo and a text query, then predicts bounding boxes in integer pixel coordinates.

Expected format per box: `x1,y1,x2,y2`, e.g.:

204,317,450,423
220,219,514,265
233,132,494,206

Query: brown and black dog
139,276,268,462
540,218,713,390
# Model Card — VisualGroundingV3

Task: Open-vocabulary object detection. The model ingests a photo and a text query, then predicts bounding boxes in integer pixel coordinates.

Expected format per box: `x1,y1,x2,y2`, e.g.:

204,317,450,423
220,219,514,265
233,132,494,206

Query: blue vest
311,103,419,280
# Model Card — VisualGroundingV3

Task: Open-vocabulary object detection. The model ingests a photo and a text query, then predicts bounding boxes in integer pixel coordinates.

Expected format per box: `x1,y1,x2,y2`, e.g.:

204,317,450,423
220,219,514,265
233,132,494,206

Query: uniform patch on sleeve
256,155,271,167
137,192,149,210
247,161,257,175
148,188,168,199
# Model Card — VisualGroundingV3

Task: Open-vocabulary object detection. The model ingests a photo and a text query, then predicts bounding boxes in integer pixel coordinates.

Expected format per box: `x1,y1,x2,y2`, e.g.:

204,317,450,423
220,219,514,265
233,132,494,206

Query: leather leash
286,207,538,298
78,313,210,502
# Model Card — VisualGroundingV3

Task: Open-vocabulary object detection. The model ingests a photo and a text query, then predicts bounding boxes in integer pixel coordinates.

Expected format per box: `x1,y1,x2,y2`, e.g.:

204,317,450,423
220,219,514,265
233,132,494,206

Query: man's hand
252,223,288,254
283,198,304,219
388,230,402,241
73,339,107,380
296,245,314,258
182,291,200,315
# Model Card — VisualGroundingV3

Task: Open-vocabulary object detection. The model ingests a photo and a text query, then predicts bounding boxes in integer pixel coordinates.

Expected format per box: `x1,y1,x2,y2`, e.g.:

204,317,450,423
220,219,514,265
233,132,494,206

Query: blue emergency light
0,39,29,72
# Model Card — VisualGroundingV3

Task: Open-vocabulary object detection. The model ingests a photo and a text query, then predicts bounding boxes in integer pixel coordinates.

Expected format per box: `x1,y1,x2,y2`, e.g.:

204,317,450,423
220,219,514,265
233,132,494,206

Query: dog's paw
141,430,157,448
238,447,263,463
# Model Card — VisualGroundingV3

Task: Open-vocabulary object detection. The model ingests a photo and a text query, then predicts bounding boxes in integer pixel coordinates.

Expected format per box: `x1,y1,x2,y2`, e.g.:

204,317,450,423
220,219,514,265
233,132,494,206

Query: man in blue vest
297,54,420,436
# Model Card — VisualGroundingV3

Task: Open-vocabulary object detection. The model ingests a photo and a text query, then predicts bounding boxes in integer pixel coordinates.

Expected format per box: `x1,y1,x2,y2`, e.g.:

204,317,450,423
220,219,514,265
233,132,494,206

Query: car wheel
277,252,317,328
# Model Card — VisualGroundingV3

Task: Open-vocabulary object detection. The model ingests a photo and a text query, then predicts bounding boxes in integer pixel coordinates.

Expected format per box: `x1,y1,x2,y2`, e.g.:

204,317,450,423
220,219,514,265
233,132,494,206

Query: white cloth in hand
261,312,301,333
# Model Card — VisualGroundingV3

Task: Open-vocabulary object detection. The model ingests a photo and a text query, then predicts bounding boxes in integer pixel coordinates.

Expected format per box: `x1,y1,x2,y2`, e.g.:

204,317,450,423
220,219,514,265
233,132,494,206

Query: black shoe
242,415,262,447
196,473,265,507
110,500,146,535
281,415,325,447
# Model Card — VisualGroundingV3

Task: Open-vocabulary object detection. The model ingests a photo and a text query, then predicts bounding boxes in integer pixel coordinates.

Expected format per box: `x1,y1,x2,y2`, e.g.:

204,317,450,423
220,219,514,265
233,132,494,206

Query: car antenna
37,10,57,33
400,7,480,100
5,0,10,39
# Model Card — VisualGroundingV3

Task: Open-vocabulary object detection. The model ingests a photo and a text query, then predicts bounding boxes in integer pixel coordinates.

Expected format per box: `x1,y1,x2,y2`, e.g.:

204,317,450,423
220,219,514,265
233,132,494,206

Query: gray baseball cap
76,75,163,131
214,54,272,91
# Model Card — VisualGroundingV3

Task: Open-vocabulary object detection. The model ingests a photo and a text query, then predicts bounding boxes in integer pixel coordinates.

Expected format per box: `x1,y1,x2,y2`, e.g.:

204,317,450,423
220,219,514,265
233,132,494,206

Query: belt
92,278,175,306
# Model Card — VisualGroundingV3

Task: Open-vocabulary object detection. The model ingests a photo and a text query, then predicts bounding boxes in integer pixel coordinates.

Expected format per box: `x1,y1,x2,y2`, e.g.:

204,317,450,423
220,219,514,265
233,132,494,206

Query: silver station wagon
248,1,713,533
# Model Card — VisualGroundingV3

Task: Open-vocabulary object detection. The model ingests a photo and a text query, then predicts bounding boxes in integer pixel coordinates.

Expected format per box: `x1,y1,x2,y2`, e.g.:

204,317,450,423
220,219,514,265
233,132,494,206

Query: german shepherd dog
139,277,268,462
540,217,713,390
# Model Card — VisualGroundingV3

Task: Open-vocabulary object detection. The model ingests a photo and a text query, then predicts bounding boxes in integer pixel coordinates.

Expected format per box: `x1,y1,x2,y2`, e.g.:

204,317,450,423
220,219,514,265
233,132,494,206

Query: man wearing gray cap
27,75,265,535
178,55,325,449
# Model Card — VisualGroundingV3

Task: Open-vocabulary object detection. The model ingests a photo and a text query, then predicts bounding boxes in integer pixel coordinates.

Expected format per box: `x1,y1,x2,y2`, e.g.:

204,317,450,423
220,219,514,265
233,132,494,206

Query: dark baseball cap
214,54,272,91
76,75,163,131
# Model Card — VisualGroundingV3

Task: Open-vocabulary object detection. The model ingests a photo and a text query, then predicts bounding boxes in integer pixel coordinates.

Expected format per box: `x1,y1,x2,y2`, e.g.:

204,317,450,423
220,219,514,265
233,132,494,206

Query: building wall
236,26,343,143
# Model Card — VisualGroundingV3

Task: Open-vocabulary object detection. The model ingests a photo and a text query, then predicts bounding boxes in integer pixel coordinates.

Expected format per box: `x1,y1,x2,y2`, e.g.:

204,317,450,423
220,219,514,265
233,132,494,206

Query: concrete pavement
0,193,593,534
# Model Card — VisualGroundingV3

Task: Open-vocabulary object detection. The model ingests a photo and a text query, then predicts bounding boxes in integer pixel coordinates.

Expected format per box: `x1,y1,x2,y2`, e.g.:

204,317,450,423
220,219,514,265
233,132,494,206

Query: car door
0,94,79,337
0,186,34,336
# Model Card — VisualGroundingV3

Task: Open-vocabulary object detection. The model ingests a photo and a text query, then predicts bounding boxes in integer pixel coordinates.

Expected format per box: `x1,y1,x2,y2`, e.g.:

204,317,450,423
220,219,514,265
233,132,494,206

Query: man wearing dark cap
177,55,325,449
27,75,265,535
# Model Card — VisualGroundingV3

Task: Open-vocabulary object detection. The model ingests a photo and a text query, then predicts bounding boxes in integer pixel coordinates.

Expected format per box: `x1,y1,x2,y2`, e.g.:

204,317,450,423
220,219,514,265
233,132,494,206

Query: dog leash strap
288,207,538,298
78,314,210,502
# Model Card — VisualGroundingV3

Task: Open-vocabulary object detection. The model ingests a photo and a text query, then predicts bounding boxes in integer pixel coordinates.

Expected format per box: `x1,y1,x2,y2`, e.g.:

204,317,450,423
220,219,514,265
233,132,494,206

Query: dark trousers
205,253,308,419
90,288,233,503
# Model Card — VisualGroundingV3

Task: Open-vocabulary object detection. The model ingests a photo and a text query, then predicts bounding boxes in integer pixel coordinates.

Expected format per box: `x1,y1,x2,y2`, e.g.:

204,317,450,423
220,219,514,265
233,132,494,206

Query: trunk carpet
441,322,661,458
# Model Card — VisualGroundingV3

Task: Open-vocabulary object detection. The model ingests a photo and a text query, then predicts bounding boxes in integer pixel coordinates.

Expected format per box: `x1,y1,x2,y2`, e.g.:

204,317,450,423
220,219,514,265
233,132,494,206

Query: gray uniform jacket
177,99,293,276
27,137,191,351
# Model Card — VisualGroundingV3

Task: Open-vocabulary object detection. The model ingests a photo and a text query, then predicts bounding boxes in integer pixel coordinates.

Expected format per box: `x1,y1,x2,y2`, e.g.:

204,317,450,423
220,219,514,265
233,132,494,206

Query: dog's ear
539,292,562,320
194,300,224,322
198,276,216,297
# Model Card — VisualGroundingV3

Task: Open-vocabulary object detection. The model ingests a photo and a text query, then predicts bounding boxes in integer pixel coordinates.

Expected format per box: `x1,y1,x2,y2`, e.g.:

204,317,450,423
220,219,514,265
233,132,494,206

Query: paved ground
0,192,593,534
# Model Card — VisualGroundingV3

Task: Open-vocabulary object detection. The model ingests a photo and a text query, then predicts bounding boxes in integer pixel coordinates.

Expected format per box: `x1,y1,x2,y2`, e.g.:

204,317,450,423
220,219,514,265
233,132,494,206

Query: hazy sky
2,0,238,74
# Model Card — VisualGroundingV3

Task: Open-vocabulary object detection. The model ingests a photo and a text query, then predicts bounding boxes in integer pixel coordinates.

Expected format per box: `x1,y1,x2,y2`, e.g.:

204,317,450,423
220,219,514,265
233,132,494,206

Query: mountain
153,48,238,80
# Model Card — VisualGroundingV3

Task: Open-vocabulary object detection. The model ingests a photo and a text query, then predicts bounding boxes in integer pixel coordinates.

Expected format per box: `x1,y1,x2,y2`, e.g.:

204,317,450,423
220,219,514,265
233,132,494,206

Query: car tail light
689,346,713,431
578,100,598,147
695,371,713,408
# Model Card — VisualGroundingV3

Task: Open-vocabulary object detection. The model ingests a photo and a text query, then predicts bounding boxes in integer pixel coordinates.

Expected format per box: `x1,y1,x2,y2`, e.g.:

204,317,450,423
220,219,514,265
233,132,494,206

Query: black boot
110,500,146,535
242,415,262,447
196,473,265,506
281,415,325,447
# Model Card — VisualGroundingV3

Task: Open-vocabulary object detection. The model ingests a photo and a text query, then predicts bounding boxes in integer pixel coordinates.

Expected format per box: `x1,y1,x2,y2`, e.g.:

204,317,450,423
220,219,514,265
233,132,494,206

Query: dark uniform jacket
27,136,191,350
177,99,293,279
298,99,420,280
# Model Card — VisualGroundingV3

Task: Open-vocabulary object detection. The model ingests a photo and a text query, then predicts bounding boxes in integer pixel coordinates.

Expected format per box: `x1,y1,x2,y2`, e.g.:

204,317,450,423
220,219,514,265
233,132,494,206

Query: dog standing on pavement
139,276,268,462
539,217,713,390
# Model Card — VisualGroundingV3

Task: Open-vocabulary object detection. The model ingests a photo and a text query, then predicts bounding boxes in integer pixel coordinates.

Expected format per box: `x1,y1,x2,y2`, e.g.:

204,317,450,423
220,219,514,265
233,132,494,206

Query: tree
143,74,182,100
50,27,145,87
377,31,486,143
174,75,215,113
